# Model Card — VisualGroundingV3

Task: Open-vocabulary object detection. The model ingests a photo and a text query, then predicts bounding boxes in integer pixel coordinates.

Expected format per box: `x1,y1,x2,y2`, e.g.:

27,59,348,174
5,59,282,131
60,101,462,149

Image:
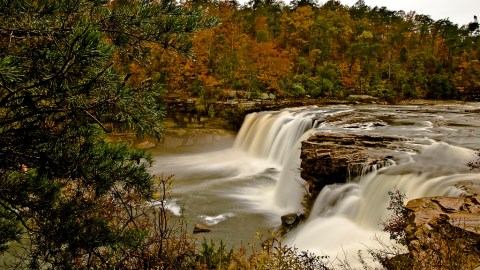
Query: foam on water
198,213,235,226
147,199,182,216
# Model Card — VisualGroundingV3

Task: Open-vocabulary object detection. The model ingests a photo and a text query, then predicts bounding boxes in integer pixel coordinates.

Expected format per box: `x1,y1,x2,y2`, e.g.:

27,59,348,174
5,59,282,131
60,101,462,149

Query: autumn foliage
142,0,480,102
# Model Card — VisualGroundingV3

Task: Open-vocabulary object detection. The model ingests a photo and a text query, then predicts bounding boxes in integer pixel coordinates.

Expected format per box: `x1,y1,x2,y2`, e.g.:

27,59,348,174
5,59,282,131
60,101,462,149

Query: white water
153,104,480,265
230,108,330,215
198,213,236,226
151,107,340,235
147,199,183,216
286,142,479,266
233,109,322,166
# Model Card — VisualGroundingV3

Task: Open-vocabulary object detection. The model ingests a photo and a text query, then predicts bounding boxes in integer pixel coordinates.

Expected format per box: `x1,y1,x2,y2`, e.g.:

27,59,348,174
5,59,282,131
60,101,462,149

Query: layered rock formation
403,195,480,269
300,132,404,201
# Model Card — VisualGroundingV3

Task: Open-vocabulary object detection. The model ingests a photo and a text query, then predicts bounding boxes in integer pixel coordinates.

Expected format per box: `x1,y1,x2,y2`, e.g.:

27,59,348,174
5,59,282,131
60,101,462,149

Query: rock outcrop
281,213,302,227
193,223,212,234
135,140,157,149
164,97,346,131
300,132,403,201
403,195,480,269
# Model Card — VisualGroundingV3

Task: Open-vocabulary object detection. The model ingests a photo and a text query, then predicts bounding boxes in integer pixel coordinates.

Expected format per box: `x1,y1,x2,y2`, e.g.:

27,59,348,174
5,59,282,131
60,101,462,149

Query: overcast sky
237,0,479,26
338,0,479,26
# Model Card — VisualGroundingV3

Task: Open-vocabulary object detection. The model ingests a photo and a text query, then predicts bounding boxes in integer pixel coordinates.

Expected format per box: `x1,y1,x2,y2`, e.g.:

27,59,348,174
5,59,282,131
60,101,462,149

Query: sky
239,0,479,26
338,0,479,26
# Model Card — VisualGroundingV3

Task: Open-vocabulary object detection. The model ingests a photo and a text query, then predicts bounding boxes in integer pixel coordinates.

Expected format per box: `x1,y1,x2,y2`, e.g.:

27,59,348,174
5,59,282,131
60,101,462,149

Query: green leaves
0,207,21,253
0,0,214,267
0,56,24,88
104,0,218,57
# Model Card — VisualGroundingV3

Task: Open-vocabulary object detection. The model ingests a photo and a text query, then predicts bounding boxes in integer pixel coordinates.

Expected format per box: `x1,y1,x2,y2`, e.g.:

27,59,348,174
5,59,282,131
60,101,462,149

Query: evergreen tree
0,0,216,268
290,0,318,9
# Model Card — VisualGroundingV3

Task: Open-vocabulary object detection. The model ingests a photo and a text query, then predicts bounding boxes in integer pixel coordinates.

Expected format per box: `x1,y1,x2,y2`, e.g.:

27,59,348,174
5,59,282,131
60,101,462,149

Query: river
150,103,480,266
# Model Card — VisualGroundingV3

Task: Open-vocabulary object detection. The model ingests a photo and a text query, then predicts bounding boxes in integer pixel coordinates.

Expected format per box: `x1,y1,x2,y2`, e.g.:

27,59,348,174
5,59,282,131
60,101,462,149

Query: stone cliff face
300,132,403,201
164,97,329,131
403,195,480,269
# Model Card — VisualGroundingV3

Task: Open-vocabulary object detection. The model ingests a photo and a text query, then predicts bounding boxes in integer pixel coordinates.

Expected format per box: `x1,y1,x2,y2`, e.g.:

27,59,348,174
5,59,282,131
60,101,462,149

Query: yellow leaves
290,6,315,30
255,16,269,33
358,30,374,40
280,6,315,49
201,74,223,88
152,192,162,200
309,48,322,59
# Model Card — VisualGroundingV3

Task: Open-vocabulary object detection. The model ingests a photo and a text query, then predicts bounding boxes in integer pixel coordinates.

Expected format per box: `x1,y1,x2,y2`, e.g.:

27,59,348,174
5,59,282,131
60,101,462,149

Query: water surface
150,104,480,263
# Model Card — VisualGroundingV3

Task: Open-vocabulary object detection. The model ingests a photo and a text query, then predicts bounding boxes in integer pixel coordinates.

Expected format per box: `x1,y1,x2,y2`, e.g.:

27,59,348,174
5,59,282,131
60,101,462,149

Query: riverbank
157,98,479,151
164,97,477,131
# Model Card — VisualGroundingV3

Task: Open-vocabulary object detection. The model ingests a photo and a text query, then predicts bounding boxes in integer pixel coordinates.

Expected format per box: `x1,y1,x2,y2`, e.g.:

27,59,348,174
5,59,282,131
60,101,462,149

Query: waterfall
233,109,322,166
272,129,318,213
231,108,325,214
154,104,480,261
347,159,395,181
286,142,480,266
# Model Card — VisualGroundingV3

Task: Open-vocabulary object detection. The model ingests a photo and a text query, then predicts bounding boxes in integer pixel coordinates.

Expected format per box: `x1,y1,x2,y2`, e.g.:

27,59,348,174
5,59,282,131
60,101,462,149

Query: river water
150,104,480,266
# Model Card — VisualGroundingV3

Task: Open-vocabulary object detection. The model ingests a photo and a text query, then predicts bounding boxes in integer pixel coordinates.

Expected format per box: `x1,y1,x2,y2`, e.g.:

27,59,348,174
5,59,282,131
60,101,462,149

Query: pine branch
84,110,111,133
0,109,65,127
0,199,37,235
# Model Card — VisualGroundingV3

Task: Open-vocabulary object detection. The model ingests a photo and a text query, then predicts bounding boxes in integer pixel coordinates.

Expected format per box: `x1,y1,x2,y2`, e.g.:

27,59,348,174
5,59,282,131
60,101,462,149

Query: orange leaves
250,42,292,94
127,62,149,87
341,76,357,89
338,60,361,90
104,1,480,100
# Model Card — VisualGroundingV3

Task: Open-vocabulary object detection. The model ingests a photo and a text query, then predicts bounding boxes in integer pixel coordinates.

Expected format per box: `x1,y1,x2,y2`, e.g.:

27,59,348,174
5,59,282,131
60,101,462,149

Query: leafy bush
191,240,233,269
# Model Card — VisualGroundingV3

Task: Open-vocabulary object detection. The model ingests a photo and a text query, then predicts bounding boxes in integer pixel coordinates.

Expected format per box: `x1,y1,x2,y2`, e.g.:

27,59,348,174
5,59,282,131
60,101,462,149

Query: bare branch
84,110,111,133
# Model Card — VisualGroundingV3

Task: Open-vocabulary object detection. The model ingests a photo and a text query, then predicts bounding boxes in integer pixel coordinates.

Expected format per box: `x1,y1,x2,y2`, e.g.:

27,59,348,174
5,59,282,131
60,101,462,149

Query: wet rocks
281,213,301,227
193,223,212,234
300,132,404,200
406,195,480,233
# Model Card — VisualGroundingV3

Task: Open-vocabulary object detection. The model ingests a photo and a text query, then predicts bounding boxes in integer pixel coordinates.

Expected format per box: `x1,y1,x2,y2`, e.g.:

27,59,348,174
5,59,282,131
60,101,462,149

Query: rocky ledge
300,132,404,201
402,195,480,268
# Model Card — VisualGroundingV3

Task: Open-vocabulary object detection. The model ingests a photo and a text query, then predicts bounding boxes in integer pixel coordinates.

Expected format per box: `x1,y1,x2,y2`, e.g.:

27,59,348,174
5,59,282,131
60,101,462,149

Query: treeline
131,0,480,104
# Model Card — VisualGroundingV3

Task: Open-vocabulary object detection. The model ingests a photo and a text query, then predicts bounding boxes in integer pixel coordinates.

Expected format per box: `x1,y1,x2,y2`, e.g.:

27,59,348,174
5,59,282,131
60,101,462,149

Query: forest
144,0,480,106
0,0,479,269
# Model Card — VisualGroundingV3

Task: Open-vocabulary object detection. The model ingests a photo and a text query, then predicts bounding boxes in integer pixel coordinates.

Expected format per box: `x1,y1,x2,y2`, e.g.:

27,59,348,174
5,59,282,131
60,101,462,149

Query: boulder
281,213,300,227
193,223,212,234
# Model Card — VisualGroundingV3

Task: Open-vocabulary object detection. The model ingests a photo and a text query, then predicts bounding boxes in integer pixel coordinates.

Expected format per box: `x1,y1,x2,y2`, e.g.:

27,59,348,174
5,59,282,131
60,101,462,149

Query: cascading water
285,142,480,266
233,109,322,166
151,107,340,233
283,108,480,266
231,108,328,214
152,104,480,265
